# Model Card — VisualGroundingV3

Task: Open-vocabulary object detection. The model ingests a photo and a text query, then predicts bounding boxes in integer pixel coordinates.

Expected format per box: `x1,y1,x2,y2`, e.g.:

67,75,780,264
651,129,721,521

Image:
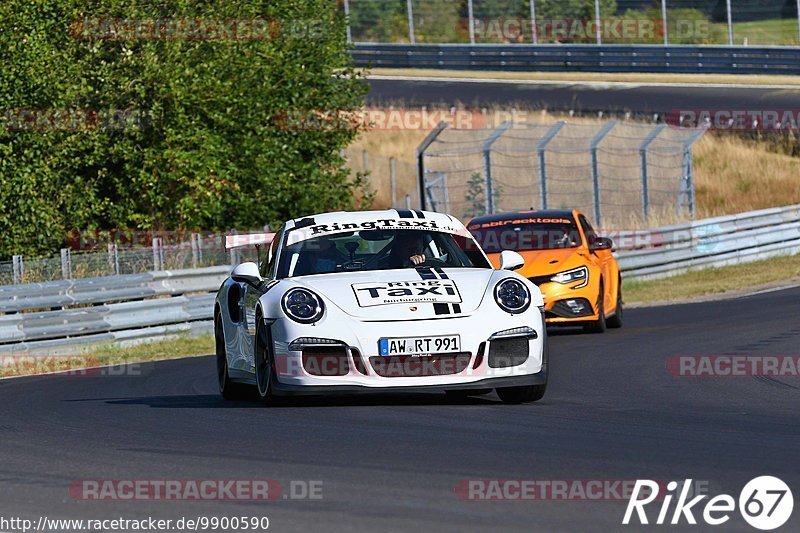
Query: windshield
468,218,582,253
277,229,490,278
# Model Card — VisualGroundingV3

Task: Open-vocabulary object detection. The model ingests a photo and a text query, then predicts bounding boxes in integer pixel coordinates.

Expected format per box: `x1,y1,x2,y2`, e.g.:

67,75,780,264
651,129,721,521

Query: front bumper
536,281,599,324
268,307,546,391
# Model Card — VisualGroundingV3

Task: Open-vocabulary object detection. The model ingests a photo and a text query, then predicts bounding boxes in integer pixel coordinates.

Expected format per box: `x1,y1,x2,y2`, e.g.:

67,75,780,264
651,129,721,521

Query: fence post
588,121,617,227
678,129,705,218
536,121,566,210
191,233,201,269
661,0,668,45
529,0,538,44
389,157,397,208
12,255,23,284
797,0,800,44
229,229,238,266
108,243,119,275
482,121,512,215
467,0,475,44
152,237,163,271
639,124,666,222
60,248,72,280
362,150,369,173
406,0,415,44
726,0,733,45
343,0,352,43
405,194,411,210
416,121,448,210
594,0,602,45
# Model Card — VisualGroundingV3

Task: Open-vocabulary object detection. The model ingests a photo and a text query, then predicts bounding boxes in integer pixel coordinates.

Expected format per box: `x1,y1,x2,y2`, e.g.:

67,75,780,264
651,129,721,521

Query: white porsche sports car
214,209,548,404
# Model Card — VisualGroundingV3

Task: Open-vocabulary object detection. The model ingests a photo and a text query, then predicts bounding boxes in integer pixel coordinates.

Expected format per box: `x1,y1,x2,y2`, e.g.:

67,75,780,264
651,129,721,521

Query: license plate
378,335,461,356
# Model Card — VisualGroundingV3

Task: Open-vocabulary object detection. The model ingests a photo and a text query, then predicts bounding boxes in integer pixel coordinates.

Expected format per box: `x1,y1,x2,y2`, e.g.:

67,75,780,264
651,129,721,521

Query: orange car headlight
550,266,588,288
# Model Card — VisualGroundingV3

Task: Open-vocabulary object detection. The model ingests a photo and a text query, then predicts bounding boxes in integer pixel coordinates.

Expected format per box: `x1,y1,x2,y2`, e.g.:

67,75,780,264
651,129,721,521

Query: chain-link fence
343,0,800,46
417,120,704,227
0,233,262,285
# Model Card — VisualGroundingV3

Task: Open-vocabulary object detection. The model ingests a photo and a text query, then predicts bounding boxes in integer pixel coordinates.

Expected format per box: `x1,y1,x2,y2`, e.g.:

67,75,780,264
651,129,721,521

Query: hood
487,248,590,279
292,268,495,321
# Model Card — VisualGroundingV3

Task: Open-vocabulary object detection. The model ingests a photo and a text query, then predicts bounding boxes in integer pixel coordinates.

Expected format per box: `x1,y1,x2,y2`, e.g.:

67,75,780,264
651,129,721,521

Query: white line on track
367,74,800,91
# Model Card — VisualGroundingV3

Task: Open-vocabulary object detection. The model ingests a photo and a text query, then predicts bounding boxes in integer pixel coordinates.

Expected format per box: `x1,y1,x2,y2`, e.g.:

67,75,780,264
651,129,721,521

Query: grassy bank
0,335,214,379
625,253,800,304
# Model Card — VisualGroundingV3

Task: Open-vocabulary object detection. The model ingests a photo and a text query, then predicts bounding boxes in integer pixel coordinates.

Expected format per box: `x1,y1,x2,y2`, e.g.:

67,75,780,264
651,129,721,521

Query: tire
496,334,548,404
216,315,250,400
583,281,607,334
606,278,623,329
254,318,278,405
496,383,547,404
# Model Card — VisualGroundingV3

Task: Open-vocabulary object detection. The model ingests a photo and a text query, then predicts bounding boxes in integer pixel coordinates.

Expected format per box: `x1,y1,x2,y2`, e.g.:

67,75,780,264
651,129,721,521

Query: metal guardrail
351,44,800,75
613,204,800,280
1,205,798,354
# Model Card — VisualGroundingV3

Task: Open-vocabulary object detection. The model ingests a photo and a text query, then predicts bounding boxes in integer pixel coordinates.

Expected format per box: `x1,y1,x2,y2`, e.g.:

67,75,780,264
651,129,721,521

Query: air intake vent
488,338,529,368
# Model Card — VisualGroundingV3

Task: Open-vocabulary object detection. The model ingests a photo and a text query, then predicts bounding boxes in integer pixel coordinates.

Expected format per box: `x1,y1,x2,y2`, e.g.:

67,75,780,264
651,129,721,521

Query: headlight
494,278,531,314
550,266,588,288
282,288,325,324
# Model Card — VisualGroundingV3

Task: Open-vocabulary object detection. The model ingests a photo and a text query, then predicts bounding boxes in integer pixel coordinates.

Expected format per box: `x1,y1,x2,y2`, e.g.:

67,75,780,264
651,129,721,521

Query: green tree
0,0,369,258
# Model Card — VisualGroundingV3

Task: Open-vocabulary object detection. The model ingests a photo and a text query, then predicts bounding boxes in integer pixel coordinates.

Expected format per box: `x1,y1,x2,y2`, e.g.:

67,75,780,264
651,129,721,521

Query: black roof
466,209,576,226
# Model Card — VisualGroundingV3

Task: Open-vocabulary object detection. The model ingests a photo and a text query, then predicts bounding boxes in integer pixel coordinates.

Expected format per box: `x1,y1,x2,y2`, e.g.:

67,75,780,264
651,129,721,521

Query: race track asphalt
1,286,799,532
367,77,800,115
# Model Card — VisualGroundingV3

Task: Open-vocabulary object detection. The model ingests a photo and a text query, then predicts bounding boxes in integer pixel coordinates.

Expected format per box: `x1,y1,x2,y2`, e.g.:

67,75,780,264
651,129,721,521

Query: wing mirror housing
499,250,525,271
231,262,262,284
589,237,614,252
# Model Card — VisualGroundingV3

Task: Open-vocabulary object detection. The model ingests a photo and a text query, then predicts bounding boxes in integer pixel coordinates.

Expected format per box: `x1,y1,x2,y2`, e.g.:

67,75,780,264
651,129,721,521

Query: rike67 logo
623,477,793,530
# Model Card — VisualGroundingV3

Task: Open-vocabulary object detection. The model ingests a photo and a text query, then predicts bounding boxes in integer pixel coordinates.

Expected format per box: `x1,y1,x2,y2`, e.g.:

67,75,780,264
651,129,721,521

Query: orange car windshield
469,222,582,253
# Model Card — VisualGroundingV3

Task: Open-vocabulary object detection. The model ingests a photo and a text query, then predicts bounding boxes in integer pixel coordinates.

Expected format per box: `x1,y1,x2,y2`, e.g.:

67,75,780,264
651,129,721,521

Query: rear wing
225,232,275,250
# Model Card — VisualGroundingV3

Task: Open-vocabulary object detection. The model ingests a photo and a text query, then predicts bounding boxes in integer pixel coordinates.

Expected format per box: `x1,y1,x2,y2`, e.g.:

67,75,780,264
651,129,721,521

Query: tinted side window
261,231,281,279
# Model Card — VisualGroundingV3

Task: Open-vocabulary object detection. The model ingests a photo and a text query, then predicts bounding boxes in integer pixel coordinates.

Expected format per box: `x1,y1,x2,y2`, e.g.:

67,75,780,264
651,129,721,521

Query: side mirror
499,250,525,271
231,262,262,285
590,237,614,252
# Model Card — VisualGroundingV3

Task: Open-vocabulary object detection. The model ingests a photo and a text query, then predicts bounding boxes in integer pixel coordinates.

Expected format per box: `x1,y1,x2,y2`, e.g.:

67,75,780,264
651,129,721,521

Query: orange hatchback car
467,210,622,333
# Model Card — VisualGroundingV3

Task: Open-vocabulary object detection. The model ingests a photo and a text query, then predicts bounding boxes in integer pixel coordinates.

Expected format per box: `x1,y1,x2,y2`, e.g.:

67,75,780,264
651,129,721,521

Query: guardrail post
389,157,397,208
108,243,119,275
12,255,23,284
152,237,164,271
536,121,566,210
60,248,72,280
797,0,800,44
416,121,448,210
482,121,512,215
639,124,666,222
589,121,617,227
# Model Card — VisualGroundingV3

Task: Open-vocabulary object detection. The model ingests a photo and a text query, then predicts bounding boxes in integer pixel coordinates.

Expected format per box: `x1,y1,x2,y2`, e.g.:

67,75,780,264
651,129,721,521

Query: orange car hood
487,248,588,278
